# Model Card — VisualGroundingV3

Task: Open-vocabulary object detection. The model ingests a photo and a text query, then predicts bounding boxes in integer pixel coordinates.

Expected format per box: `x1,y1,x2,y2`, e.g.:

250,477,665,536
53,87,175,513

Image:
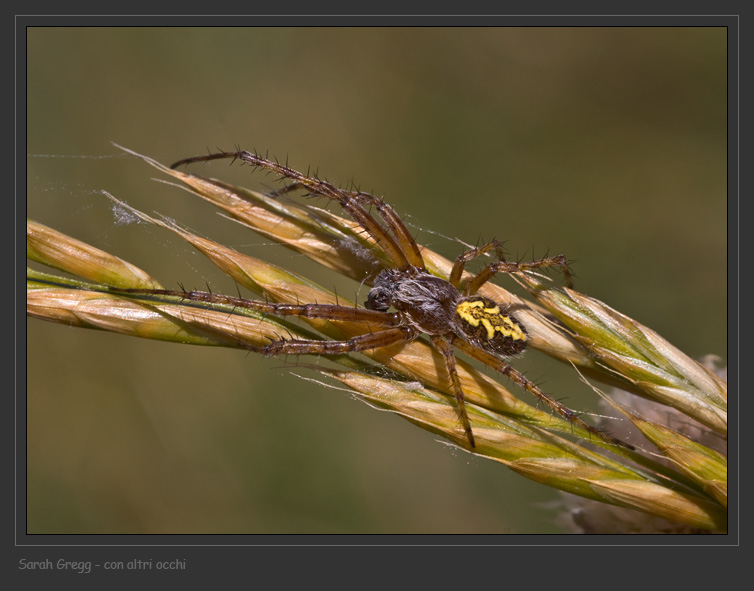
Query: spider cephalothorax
366,268,461,334
122,148,629,450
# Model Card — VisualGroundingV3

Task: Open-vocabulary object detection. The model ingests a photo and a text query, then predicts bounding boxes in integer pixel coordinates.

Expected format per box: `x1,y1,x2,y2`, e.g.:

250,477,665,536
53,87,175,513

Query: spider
125,149,628,450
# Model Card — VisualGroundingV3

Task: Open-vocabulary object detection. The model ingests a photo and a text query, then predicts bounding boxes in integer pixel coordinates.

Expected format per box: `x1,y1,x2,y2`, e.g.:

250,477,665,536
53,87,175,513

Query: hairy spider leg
114,286,415,355
349,193,426,270
172,150,426,271
264,326,417,356
451,337,633,449
449,239,506,288
430,335,475,448
465,253,574,295
116,288,402,326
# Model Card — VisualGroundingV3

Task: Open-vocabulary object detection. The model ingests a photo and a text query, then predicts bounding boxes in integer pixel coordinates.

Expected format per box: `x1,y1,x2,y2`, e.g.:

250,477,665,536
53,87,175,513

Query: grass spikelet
27,220,162,290
526,281,726,436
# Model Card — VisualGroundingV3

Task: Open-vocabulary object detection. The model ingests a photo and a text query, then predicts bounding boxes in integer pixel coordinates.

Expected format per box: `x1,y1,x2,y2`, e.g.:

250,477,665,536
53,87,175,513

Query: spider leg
451,337,633,450
116,285,415,358
263,326,416,356
344,191,426,271
449,238,505,288
172,150,425,271
430,335,476,448
465,253,573,295
114,288,402,326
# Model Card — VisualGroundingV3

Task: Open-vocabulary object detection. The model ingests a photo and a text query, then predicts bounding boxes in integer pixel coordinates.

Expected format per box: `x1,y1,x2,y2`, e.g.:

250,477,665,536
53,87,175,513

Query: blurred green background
26,27,727,534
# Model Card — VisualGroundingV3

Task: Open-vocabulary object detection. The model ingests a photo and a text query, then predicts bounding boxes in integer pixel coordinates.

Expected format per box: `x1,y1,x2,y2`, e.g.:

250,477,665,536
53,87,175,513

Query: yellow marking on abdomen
456,300,527,341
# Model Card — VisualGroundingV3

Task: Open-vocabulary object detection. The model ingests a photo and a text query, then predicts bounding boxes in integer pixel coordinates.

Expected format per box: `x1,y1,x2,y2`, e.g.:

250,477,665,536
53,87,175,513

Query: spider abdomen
454,296,528,358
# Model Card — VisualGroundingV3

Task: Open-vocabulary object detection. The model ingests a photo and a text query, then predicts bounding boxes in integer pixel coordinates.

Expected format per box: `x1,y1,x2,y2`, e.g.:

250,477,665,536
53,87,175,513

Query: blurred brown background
26,27,727,534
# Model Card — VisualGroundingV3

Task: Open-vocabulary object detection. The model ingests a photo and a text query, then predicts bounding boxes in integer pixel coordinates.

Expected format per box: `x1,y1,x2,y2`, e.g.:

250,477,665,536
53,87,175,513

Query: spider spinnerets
126,149,629,451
